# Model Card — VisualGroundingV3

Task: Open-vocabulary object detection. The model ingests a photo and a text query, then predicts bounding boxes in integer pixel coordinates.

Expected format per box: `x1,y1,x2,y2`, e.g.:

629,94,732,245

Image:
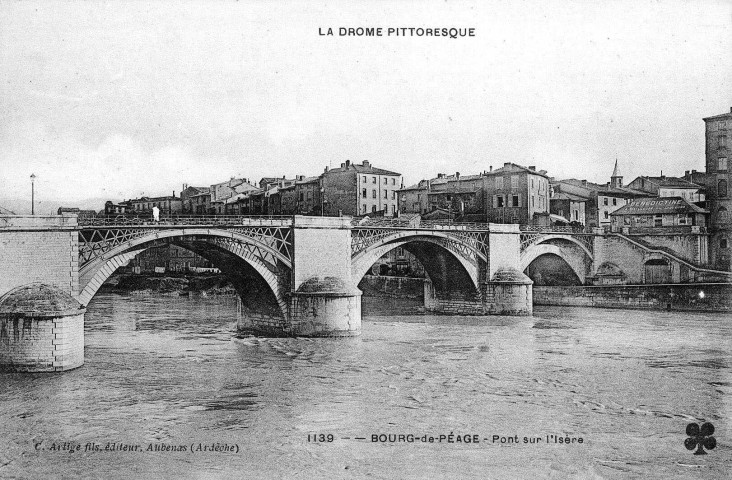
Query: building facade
130,195,183,215
321,160,401,216
398,180,430,214
483,163,550,225
550,192,586,225
610,197,708,231
626,176,704,203
294,176,323,215
704,107,732,270
180,185,210,214
553,162,649,229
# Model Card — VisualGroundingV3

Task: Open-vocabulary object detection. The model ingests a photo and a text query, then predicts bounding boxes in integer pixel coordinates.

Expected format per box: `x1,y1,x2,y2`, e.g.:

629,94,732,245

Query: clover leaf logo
685,422,716,455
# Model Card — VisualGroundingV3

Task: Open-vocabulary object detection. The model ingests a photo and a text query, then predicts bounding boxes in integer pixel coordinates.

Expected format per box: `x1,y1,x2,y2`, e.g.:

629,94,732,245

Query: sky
1,0,731,213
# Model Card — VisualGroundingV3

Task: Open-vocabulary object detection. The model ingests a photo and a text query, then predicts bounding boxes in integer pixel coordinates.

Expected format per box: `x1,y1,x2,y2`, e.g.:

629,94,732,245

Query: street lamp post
30,173,36,215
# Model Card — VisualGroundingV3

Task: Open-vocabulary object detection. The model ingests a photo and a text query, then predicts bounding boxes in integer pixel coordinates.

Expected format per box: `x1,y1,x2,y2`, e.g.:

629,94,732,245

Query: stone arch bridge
3,214,728,372
0,215,532,372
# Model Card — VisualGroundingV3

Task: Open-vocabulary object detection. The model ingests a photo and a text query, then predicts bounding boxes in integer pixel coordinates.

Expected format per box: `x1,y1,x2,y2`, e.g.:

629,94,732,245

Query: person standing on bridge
152,206,160,222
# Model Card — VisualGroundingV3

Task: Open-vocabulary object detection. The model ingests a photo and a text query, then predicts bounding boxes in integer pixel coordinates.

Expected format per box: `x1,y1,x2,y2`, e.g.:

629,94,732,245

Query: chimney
489,166,493,172
345,160,351,167
324,166,329,173
528,166,536,171
455,172,460,179
340,162,345,168
363,160,370,168
504,162,510,167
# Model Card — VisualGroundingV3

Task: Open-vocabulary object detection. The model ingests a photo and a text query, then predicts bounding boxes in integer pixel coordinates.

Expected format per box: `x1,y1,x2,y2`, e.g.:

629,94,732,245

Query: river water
1,293,730,479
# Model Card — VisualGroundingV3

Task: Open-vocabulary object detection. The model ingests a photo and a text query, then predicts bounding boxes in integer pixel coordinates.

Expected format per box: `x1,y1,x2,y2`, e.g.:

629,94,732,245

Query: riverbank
101,273,236,295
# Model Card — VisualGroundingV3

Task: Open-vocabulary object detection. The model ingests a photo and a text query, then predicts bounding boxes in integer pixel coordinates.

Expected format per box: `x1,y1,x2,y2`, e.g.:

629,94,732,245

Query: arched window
722,238,729,249
719,179,728,198
719,206,729,224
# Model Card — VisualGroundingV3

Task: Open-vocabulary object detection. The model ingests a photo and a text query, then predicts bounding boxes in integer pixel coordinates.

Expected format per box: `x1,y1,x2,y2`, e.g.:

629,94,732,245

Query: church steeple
611,158,623,188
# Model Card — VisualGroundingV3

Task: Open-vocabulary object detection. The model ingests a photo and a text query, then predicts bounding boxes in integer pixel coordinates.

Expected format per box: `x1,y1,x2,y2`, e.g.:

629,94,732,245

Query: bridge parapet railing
77,215,293,228
519,225,589,234
351,217,491,231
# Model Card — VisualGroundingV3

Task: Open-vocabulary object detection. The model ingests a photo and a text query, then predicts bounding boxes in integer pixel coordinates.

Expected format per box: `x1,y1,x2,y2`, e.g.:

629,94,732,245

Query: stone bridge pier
275,216,361,337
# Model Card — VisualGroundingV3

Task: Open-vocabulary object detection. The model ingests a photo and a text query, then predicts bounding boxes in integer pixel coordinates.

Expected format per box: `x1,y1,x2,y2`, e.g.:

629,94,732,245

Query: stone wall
627,233,706,264
0,229,78,297
358,275,425,298
533,283,732,312
424,279,484,315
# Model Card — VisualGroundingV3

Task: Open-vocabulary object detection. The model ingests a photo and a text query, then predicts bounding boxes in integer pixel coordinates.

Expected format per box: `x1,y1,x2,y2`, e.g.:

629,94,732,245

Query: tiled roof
487,163,549,178
634,176,702,188
551,192,588,202
399,182,427,191
326,162,401,176
703,110,732,121
295,176,320,184
610,197,708,216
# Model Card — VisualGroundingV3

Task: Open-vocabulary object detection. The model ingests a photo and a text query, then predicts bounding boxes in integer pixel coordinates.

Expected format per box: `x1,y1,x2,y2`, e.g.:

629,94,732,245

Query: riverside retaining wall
358,275,425,299
534,283,732,312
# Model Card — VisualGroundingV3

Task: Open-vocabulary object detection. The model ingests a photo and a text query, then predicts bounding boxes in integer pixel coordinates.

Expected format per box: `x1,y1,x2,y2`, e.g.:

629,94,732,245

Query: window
372,205,377,213
496,196,504,208
392,178,396,185
299,193,304,201
384,190,388,199
362,204,367,213
496,177,503,189
719,206,729,223
531,196,535,208
654,214,663,227
719,179,728,198
363,176,367,183
384,178,388,185
512,195,519,207
392,191,396,200
719,136,727,149
511,176,519,189
573,210,578,220
362,188,367,198
372,177,376,184
722,238,729,249
372,190,377,199
603,198,608,206
612,198,617,206
307,192,312,200
719,158,728,171
604,211,609,220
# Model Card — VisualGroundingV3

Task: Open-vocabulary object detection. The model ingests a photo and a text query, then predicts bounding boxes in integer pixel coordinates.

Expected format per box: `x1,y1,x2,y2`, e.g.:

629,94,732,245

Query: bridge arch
351,231,486,290
76,228,290,319
525,234,594,260
520,243,588,285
